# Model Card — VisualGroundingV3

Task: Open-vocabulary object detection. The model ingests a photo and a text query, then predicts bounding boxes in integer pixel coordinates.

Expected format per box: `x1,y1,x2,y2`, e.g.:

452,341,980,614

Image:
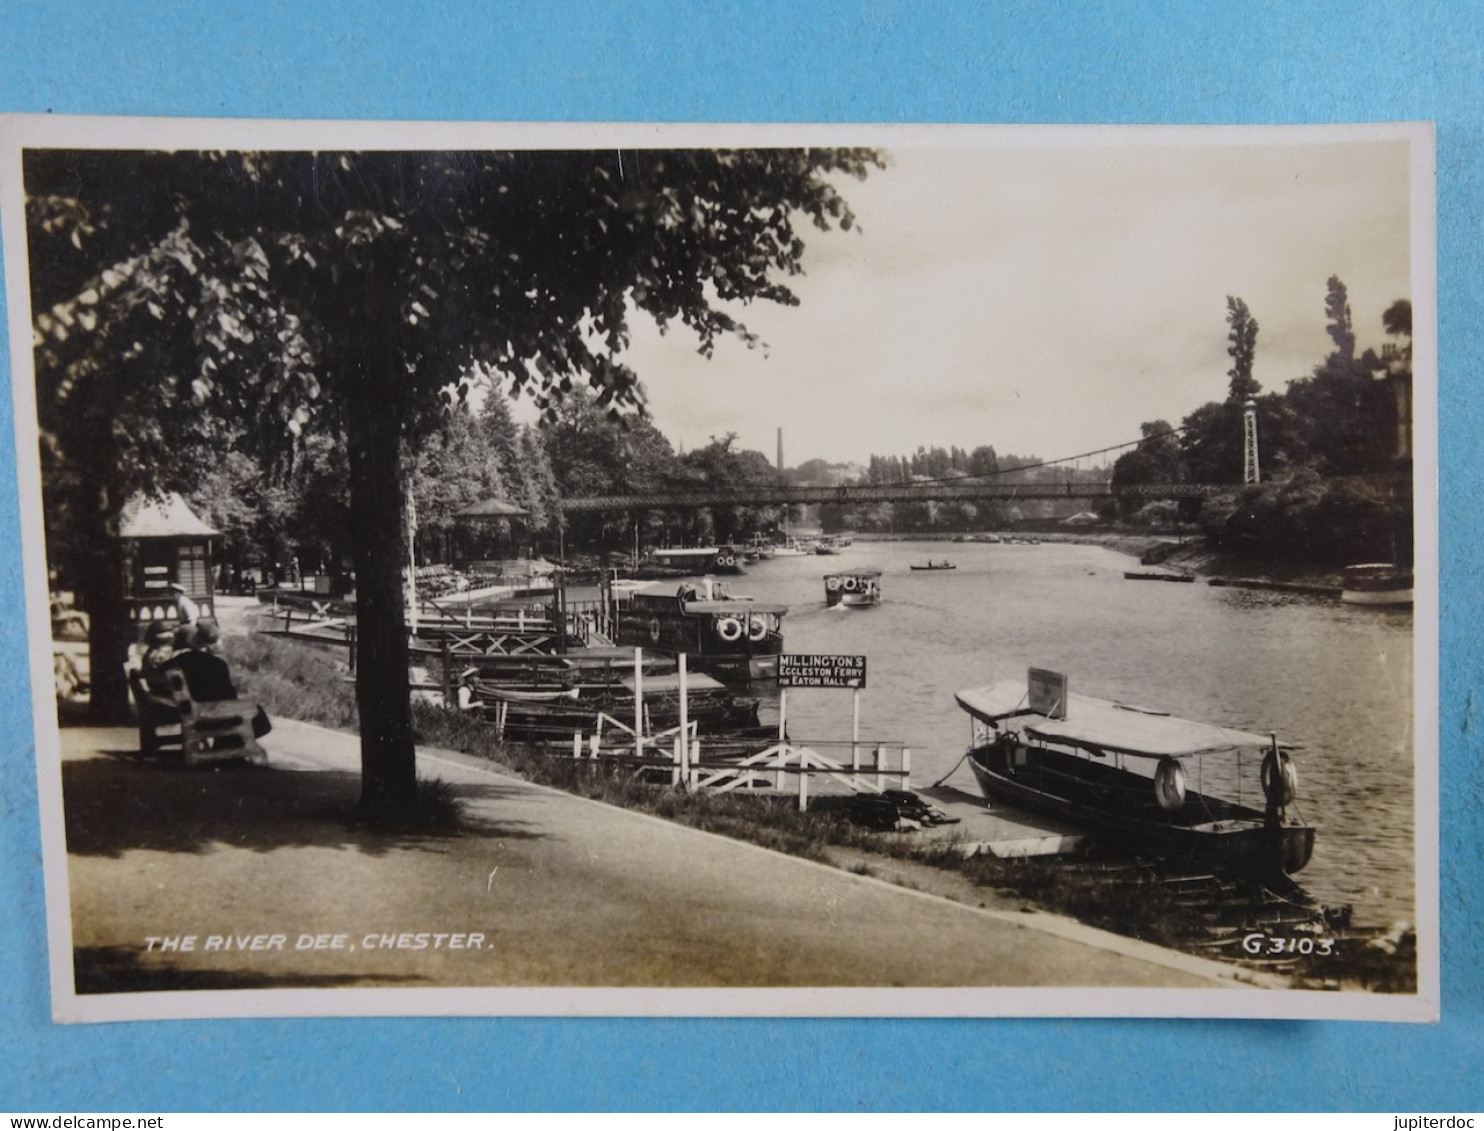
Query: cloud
618,133,1415,466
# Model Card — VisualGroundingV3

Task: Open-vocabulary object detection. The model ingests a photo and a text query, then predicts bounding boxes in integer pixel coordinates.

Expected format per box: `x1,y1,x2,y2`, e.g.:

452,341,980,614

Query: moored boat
824,568,882,608
463,669,763,744
1341,563,1413,606
611,578,787,682
909,560,956,571
768,538,812,557
647,546,745,576
954,669,1315,883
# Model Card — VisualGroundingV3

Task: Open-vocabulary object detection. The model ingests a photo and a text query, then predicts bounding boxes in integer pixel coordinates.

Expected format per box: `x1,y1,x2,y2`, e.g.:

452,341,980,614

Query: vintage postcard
0,117,1437,1022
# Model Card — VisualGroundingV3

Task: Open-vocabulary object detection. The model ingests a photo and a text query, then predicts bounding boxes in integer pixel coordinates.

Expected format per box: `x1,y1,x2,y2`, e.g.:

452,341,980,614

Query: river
706,538,1417,929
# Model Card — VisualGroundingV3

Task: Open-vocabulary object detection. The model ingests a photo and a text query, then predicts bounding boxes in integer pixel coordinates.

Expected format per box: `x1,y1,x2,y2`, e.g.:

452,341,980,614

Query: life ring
826,576,842,592
1154,757,1186,812
748,614,768,642
843,576,859,591
716,616,743,642
647,617,662,644
1261,747,1298,807
719,554,734,567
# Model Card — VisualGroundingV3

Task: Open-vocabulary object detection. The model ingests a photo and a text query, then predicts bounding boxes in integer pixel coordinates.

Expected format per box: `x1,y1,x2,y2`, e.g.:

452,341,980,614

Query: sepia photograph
0,117,1436,1023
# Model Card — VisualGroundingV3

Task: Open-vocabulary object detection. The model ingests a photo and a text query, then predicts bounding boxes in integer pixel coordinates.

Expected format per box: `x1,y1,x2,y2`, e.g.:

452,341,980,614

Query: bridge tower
1242,398,1260,484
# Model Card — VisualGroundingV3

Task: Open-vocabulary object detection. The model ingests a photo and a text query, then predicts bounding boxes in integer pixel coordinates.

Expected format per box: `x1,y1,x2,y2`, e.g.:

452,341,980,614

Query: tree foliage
26,145,881,820
1225,296,1261,401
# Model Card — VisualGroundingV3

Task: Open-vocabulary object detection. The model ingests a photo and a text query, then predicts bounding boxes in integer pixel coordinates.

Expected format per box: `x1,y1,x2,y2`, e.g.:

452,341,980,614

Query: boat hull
1340,587,1413,606
1340,565,1414,606
966,740,1315,882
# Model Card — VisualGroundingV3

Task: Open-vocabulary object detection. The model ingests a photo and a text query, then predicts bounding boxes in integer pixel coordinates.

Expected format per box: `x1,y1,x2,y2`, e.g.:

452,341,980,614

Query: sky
595,130,1417,470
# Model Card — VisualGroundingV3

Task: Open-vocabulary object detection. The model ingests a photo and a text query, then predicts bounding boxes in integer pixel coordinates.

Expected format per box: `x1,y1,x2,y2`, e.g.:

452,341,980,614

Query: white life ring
826,576,842,592
1261,748,1298,807
719,554,734,567
716,616,743,642
1154,757,1186,812
843,576,859,591
748,614,768,642
648,617,662,644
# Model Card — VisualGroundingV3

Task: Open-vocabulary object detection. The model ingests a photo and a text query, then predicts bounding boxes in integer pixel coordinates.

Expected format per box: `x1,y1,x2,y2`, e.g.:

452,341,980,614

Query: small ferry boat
647,546,745,576
1340,563,1414,607
954,669,1315,883
768,538,812,558
909,560,956,571
824,568,882,608
612,577,787,682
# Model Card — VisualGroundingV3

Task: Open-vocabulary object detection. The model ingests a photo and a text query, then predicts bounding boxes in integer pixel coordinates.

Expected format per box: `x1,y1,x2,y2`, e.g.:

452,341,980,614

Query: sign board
1027,667,1068,719
778,654,867,689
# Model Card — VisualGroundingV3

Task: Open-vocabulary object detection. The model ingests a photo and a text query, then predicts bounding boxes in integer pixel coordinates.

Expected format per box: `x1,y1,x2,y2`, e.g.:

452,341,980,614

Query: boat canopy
826,568,882,578
619,672,728,695
681,599,788,614
954,679,1284,760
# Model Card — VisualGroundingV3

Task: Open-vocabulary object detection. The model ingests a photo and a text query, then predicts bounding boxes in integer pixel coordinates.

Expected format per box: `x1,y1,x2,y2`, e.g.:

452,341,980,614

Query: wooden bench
126,663,268,767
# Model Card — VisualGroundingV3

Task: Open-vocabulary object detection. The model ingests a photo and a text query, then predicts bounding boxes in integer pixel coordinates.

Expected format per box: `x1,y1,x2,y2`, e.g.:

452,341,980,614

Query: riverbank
855,529,1351,590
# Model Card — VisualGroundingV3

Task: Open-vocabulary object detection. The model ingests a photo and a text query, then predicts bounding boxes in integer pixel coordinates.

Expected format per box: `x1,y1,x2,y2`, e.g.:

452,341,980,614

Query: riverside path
55,716,1272,1017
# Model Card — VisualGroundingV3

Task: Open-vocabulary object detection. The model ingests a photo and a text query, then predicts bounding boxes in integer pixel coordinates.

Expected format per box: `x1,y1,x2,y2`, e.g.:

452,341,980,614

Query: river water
705,539,1417,928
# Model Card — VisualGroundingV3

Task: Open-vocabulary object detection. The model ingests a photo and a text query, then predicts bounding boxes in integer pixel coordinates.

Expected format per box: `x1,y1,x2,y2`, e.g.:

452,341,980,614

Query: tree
1111,420,1181,519
1286,276,1393,476
1382,298,1412,340
26,146,879,821
1225,296,1260,402
679,433,781,544
1323,275,1356,368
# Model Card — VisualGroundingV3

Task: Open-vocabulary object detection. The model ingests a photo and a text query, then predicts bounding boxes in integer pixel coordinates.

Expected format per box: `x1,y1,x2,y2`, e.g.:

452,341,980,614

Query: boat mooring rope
931,751,971,788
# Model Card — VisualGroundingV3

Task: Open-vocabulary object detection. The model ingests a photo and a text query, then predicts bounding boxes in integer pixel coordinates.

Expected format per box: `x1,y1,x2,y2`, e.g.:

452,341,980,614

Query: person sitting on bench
166,619,271,737
165,619,237,701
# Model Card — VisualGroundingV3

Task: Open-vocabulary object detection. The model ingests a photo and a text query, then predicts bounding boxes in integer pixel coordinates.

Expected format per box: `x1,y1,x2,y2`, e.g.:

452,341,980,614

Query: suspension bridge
555,414,1407,516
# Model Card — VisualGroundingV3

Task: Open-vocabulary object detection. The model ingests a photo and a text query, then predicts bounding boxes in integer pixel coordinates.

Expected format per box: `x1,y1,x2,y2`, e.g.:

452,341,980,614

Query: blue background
0,0,1478,1112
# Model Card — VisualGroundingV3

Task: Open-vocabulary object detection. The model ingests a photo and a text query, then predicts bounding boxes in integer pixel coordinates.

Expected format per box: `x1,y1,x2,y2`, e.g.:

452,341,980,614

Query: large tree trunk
345,341,419,824
79,506,134,725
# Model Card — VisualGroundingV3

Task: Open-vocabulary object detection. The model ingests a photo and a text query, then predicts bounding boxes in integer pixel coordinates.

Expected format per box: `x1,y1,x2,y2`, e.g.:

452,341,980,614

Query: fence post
875,744,885,793
851,687,861,788
633,646,644,764
347,623,356,675
902,747,911,789
678,652,689,789
798,747,809,812
775,688,787,790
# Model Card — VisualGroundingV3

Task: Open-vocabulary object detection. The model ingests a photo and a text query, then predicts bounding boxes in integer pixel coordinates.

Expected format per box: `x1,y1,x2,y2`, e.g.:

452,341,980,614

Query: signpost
777,654,867,689
1028,666,1068,719
777,655,869,802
